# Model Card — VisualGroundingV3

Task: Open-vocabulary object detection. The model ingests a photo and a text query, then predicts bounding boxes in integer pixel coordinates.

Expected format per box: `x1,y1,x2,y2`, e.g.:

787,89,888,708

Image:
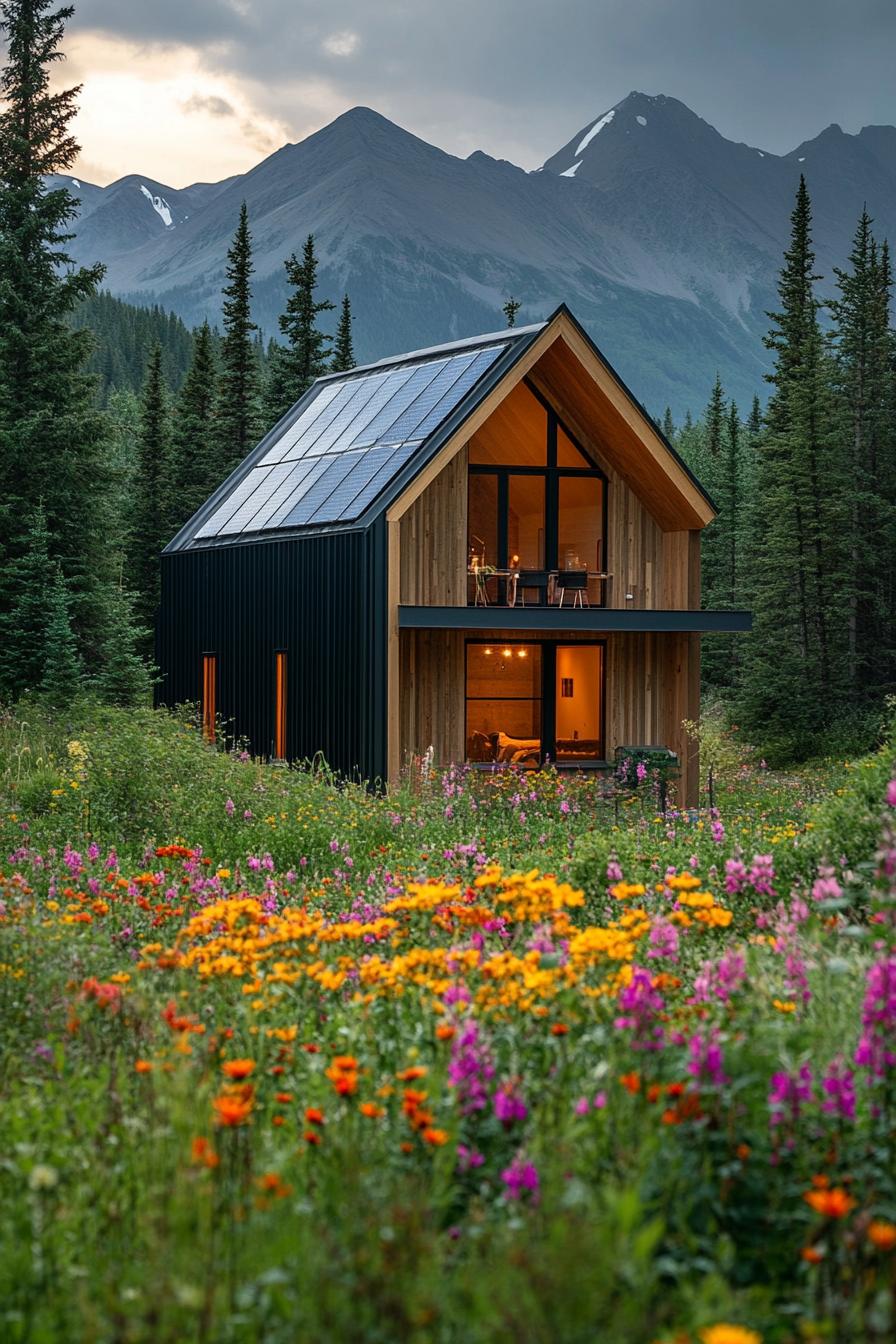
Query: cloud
60,0,896,182
322,30,360,58
181,93,236,118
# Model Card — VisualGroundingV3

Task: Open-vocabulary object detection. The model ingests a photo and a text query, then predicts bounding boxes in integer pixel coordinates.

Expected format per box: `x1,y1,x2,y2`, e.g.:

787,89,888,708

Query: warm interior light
484,647,492,655
502,648,512,658
517,649,527,658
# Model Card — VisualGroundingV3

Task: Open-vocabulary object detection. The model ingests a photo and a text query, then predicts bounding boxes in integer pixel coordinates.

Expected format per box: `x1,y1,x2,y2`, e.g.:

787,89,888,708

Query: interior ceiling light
502,649,512,658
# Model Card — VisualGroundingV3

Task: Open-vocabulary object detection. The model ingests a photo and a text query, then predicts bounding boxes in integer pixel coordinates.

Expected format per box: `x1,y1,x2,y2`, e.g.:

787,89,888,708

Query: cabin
157,305,751,805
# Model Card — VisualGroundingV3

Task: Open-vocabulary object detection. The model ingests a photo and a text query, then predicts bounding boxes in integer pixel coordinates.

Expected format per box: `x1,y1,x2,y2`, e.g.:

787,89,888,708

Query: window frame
464,638,607,768
274,650,287,761
467,379,608,605
201,653,217,743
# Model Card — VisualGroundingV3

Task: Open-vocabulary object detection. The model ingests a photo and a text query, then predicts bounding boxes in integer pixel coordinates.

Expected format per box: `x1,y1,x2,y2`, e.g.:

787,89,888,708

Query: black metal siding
156,523,388,783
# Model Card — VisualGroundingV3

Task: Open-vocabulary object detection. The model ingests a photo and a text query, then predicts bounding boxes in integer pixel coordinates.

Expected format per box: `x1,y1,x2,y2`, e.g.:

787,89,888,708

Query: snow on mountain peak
560,161,582,177
575,109,615,156
139,184,174,228
636,116,647,127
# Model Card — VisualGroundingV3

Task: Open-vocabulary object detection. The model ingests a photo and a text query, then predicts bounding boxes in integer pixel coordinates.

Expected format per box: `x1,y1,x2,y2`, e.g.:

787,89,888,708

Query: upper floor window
468,381,607,605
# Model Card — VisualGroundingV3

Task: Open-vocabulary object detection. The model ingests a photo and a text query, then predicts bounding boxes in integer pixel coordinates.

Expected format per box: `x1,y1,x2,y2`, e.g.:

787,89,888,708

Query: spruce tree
829,211,896,700
93,575,153,705
0,502,56,698
265,234,335,425
738,178,850,755
0,0,112,672
215,203,263,475
39,563,84,705
168,321,218,534
331,294,356,372
661,406,676,442
130,345,171,644
503,297,522,328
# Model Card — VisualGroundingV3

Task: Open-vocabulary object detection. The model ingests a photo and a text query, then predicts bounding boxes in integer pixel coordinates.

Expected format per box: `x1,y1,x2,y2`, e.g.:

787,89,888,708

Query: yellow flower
699,1327,762,1344
772,999,796,1013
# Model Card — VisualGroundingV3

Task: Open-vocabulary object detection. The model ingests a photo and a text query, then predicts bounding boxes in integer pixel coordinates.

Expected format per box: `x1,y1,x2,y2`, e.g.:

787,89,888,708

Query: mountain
53,97,896,417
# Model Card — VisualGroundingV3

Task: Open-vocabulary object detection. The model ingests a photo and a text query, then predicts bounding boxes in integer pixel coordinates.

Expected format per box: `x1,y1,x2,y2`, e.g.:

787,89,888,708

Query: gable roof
165,306,714,553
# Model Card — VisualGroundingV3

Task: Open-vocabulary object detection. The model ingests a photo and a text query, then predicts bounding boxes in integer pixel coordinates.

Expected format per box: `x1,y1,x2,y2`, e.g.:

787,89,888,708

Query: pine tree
331,295,356,373
829,211,896,700
168,321,218,534
738,178,850,754
0,0,113,673
698,377,738,692
265,234,335,425
661,406,675,442
0,502,56,698
93,574,153,705
39,563,84,705
215,203,263,475
503,297,522,328
130,345,172,643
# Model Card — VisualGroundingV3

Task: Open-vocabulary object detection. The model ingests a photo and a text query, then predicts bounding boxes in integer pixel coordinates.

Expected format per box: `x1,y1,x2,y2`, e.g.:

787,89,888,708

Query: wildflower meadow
1,701,895,1343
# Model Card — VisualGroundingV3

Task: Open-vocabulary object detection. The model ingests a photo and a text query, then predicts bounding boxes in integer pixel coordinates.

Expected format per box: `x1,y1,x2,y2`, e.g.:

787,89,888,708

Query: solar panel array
194,343,505,540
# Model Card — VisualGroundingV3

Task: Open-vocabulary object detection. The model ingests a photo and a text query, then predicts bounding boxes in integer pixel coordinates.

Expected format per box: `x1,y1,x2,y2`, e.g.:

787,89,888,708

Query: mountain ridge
50,93,896,417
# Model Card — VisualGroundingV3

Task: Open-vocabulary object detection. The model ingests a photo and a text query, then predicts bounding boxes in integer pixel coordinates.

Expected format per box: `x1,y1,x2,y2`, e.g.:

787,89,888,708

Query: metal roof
165,305,714,553
166,322,543,552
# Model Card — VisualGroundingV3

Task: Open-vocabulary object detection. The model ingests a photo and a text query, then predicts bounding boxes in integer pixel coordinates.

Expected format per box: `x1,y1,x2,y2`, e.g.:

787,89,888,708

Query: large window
465,641,605,766
201,654,217,743
468,381,606,605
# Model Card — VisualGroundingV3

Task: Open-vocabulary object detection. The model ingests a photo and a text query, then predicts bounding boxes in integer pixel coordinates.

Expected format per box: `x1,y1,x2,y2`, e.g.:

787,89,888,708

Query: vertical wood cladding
156,524,388,783
399,628,700,805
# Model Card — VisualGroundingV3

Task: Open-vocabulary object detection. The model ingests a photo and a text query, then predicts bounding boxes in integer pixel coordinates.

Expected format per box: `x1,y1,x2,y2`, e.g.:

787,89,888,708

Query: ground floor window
201,654,217,743
274,651,287,760
465,641,604,766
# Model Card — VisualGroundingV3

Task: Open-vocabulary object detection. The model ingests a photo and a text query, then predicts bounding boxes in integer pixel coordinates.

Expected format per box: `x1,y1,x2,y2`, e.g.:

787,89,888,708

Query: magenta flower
768,1064,813,1128
494,1082,528,1127
224,798,235,817
687,1028,728,1087
447,1018,494,1114
647,918,679,962
887,778,896,808
614,966,665,1049
821,1057,856,1122
501,1158,539,1202
854,951,896,1079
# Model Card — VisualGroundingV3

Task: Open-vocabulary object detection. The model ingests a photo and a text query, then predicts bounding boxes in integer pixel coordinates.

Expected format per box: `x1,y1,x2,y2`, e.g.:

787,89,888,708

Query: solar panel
258,382,342,466
187,340,507,543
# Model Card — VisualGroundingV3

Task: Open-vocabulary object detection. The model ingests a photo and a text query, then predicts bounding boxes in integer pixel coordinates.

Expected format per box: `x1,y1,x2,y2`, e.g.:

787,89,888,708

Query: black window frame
464,637,607,768
467,379,609,606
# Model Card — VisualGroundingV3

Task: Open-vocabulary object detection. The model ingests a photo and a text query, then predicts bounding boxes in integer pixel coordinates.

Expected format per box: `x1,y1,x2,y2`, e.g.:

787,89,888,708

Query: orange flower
222,1058,255,1080
550,1023,569,1036
867,1220,896,1251
360,1102,385,1118
396,1066,427,1081
646,1083,662,1104
801,1246,824,1264
400,1141,414,1154
213,1090,254,1127
804,1187,856,1218
332,1055,358,1071
736,1144,751,1162
303,1130,321,1145
271,1114,286,1127
304,1107,325,1127
619,1071,641,1094
134,1059,153,1074
275,1092,294,1104
191,1136,220,1169
422,1127,449,1146
302,1043,320,1054
435,1024,456,1041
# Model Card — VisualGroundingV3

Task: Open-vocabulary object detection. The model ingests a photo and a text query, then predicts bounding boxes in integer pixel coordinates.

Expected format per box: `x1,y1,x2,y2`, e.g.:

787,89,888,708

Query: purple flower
456,1144,484,1172
854,951,896,1079
691,950,746,1006
887,778,896,808
574,1096,589,1116
768,1064,814,1128
224,798,235,817
501,1158,539,1202
647,918,679,962
447,1018,494,1114
748,854,775,897
687,1028,728,1087
636,761,648,783
614,966,665,1049
821,1057,856,1122
494,1083,528,1127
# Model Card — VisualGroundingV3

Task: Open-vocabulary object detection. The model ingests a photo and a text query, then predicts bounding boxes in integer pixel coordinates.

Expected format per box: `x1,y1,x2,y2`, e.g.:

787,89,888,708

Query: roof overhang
385,305,716,532
398,606,752,633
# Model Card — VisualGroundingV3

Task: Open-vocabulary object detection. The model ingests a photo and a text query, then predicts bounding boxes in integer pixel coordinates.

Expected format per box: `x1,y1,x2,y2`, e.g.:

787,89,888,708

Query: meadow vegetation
1,700,895,1343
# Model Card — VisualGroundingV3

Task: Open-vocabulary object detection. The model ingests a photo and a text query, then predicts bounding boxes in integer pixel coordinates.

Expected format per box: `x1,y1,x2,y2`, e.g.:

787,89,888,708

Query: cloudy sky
51,0,896,186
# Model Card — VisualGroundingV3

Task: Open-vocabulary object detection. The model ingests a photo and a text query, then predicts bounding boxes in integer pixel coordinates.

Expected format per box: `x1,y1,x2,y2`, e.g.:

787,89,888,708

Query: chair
555,569,589,608
516,570,549,606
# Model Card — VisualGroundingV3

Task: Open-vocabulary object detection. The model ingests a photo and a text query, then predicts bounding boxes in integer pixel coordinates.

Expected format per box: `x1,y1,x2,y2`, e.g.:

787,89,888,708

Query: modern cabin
157,305,751,805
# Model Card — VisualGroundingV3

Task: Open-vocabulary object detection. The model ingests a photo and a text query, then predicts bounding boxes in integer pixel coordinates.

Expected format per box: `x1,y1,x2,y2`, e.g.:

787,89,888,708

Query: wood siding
399,628,701,805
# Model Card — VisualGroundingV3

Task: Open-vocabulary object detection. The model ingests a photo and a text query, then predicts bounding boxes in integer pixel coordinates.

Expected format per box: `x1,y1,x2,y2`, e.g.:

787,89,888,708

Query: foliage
0,702,894,1341
330,293,356,373
215,201,263,476
265,233,335,425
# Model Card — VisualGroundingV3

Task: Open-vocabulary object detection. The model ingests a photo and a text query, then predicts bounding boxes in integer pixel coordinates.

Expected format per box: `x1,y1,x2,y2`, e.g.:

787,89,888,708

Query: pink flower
501,1158,539,1202
224,798,235,817
887,779,896,808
